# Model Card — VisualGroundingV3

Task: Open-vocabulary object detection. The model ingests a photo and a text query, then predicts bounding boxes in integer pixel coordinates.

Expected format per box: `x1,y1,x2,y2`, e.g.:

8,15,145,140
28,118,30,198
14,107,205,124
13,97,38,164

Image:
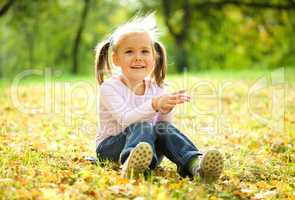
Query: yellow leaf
256,181,268,189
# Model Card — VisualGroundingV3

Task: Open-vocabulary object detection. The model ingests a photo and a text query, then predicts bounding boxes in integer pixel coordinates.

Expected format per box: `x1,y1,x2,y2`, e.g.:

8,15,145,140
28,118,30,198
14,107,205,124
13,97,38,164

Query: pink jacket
96,75,173,146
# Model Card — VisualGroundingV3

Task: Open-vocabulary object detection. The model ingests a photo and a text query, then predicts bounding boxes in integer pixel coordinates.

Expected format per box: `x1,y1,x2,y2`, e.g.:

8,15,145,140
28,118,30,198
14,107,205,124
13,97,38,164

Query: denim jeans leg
96,133,126,163
154,139,165,168
154,121,202,177
119,122,158,169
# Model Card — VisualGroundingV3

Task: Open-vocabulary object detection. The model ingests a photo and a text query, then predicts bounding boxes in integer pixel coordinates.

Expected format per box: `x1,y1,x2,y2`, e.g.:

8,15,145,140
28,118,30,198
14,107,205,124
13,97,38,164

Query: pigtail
153,41,167,87
95,40,111,85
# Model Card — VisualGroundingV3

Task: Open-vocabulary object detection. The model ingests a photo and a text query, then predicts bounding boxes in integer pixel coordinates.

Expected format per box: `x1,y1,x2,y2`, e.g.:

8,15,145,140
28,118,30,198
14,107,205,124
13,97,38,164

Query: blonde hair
95,13,167,87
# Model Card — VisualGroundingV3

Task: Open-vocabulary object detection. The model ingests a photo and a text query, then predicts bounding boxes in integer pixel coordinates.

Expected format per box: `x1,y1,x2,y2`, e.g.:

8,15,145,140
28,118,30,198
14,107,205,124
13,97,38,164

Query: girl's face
112,32,155,83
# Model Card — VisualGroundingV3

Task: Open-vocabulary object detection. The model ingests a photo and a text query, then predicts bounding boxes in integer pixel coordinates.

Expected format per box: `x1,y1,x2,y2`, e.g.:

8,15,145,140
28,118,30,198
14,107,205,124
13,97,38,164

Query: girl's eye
125,50,132,54
142,50,150,54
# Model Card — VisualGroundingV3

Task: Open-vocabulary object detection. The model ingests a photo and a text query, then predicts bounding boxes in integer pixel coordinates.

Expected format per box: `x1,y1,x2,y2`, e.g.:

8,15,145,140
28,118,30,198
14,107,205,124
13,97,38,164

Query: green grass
0,68,294,199
1,67,294,86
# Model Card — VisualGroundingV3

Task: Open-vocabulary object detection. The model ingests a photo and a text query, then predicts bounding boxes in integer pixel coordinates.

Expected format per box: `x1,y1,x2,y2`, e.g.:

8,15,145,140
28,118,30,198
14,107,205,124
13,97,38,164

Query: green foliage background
0,0,294,78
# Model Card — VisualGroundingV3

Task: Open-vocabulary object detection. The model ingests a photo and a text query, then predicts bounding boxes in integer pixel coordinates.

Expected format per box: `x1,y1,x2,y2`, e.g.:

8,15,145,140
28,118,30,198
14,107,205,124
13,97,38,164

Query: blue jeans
96,121,202,177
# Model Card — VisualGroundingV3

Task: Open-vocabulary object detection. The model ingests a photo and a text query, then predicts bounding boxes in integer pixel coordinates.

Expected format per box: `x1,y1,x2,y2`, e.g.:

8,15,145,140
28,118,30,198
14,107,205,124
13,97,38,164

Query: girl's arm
100,84,157,128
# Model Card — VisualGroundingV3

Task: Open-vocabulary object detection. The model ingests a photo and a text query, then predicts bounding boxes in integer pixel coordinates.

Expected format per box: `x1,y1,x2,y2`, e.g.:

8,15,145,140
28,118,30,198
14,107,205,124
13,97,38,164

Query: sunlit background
1,0,294,77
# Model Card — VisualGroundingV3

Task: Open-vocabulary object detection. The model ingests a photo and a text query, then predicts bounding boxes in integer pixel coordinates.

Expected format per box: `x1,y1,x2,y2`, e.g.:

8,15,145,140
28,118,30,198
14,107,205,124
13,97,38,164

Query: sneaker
120,142,153,178
196,150,224,183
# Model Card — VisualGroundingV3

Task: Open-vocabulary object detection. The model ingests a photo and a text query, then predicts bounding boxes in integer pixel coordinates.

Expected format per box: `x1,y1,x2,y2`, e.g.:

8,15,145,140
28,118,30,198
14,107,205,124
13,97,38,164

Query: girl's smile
130,65,145,69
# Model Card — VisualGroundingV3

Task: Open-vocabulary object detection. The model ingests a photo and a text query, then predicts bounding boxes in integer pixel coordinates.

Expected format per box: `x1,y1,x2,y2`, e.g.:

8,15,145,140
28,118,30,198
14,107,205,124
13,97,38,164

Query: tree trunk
72,0,90,74
161,0,191,73
175,38,189,73
0,0,15,17
0,0,15,78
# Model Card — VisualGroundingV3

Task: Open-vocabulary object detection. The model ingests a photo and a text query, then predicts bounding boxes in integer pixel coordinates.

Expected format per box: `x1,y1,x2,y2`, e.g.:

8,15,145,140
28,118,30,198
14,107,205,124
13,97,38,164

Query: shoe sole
199,150,223,183
121,142,153,178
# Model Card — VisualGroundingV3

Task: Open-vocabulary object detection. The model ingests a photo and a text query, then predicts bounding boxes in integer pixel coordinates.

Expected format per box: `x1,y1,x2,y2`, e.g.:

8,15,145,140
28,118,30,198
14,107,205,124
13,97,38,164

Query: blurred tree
0,0,15,77
161,0,191,73
72,0,91,74
0,0,15,17
1,0,295,78
140,0,295,72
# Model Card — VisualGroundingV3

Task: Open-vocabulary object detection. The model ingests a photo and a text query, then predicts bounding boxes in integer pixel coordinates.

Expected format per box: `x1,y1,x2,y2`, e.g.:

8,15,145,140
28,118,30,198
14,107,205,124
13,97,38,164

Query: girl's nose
135,53,143,61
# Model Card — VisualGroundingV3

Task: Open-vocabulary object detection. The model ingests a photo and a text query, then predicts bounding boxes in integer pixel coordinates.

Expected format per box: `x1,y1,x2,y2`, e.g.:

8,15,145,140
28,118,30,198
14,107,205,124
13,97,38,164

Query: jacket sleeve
156,110,174,123
100,83,157,128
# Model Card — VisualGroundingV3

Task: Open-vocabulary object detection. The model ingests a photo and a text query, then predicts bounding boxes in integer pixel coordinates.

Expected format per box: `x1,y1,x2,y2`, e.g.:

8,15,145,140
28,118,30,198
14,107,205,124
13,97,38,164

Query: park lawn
0,69,294,200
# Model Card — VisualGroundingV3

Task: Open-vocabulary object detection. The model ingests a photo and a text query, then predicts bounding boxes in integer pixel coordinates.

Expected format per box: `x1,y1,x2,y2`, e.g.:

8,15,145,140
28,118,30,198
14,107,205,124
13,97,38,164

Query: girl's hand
152,90,191,113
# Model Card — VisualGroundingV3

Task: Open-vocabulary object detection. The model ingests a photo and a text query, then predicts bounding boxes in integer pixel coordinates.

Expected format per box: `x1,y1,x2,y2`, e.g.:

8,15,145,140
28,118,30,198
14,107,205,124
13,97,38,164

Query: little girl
94,14,223,182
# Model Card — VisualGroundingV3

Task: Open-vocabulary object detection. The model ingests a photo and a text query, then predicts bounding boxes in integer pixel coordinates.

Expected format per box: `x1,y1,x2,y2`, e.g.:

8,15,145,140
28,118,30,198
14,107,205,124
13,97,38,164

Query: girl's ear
112,52,119,67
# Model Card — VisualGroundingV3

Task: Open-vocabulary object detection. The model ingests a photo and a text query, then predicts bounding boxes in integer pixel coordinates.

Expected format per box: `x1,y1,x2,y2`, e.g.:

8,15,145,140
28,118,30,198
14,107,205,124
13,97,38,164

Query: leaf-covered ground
0,69,294,199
